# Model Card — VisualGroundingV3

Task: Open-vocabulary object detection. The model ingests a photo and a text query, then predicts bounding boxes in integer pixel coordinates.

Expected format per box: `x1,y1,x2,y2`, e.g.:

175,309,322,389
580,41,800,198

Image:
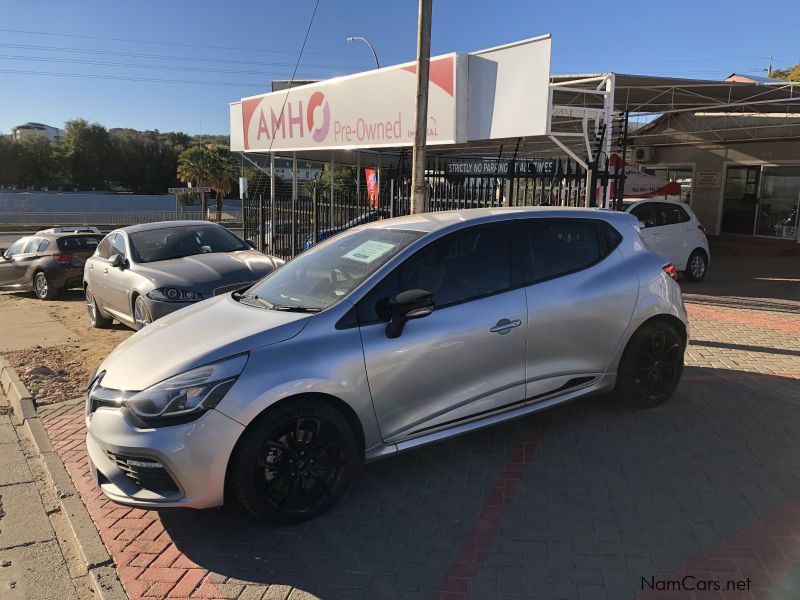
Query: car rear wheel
684,249,708,282
33,271,59,300
85,286,112,328
614,321,684,408
133,295,152,330
230,399,358,523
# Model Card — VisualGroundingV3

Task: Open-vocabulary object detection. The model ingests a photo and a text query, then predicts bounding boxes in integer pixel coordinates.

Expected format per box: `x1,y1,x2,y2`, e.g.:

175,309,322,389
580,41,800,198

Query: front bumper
86,406,244,509
143,296,200,321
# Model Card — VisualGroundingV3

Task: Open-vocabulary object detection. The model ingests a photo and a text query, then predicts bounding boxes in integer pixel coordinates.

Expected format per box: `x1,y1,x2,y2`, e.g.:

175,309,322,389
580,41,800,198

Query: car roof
115,220,218,234
359,206,638,234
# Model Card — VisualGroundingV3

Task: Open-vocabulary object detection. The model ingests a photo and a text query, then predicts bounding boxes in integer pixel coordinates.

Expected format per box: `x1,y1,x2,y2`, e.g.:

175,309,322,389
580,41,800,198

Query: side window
21,237,40,254
37,239,51,253
4,239,26,259
357,224,511,322
97,234,115,259
525,220,603,282
400,224,510,307
111,234,127,257
630,203,655,227
655,203,689,226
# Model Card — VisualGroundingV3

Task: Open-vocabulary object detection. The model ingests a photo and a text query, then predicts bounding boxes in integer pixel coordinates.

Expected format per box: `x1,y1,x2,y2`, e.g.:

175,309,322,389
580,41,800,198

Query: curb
0,356,128,600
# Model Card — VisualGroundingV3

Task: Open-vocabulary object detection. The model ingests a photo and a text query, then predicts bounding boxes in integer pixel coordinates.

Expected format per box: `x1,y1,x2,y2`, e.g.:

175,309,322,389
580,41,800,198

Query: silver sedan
86,208,687,523
83,221,283,330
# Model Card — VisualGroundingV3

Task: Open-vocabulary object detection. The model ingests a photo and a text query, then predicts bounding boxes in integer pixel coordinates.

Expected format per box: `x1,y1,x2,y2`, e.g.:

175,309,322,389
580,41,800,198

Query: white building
12,122,64,142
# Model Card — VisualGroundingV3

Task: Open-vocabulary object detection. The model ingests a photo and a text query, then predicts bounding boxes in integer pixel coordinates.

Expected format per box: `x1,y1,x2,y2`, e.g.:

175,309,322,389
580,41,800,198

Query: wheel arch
632,313,688,347
686,246,709,270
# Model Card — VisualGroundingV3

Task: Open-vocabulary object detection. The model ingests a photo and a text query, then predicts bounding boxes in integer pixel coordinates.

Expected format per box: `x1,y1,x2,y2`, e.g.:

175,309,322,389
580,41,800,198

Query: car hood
97,294,311,391
133,251,276,293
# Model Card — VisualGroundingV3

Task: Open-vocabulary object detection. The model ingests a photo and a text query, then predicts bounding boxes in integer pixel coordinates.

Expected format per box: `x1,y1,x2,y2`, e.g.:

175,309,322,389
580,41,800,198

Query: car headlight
125,354,247,422
147,287,203,302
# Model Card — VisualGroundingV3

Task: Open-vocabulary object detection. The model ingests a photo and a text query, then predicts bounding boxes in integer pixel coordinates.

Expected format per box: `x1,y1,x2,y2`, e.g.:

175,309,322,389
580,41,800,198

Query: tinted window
525,220,602,282
630,203,655,227
97,234,115,259
37,239,51,253
111,234,127,257
129,224,249,263
4,239,26,259
57,235,101,251
655,203,690,226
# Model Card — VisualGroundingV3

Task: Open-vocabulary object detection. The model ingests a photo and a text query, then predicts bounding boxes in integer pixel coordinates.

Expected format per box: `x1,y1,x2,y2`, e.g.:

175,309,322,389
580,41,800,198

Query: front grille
106,451,179,494
214,281,255,296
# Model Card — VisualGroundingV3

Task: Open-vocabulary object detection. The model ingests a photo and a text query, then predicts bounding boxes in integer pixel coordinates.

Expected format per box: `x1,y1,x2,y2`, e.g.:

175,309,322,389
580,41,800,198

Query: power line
0,52,354,76
0,27,408,59
0,42,373,69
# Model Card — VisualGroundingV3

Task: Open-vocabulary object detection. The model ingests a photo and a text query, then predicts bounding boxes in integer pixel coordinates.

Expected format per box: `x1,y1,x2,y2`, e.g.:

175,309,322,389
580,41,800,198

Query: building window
721,166,760,235
755,166,800,239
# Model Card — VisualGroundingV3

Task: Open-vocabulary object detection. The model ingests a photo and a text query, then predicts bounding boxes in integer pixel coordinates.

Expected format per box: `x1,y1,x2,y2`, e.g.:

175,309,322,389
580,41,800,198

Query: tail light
53,252,73,265
663,264,678,280
697,224,707,236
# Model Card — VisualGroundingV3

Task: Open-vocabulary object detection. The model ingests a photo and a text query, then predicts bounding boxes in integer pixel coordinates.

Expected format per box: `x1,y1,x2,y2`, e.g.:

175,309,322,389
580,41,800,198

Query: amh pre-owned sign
235,54,464,152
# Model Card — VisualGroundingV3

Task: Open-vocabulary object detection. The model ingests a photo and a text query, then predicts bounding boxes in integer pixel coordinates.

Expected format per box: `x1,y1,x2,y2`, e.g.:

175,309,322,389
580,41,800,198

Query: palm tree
176,145,239,222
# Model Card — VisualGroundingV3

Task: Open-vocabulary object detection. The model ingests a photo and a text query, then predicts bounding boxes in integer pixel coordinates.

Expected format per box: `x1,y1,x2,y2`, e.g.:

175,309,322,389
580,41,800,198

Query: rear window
57,235,101,251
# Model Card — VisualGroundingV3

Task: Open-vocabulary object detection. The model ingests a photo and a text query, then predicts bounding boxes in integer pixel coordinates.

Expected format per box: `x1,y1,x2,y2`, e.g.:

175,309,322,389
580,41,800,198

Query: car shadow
159,366,800,599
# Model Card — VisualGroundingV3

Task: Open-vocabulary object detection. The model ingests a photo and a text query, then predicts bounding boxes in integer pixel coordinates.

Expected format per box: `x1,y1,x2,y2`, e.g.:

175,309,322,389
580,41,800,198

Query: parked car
86,207,687,522
303,209,391,250
623,199,710,281
83,221,283,330
0,226,103,299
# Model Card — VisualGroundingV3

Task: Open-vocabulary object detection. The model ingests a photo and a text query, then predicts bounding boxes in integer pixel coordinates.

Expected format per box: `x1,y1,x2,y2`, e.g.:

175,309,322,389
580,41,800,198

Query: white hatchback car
624,199,710,281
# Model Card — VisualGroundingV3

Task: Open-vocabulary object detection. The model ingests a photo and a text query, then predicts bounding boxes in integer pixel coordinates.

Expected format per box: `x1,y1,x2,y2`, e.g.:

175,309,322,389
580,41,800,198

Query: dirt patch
0,289,133,405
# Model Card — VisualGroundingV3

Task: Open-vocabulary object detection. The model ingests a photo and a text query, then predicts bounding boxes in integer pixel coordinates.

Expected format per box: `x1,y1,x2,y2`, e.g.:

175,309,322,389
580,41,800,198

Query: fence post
313,186,319,245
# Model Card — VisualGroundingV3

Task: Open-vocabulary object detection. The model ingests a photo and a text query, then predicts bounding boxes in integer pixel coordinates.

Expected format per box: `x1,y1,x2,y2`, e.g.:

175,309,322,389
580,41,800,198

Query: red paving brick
37,283,800,599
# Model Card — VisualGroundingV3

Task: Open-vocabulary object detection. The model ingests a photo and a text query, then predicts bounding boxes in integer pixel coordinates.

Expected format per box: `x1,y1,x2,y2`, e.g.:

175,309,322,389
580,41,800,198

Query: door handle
88,264,94,270
103,268,108,274
490,318,522,334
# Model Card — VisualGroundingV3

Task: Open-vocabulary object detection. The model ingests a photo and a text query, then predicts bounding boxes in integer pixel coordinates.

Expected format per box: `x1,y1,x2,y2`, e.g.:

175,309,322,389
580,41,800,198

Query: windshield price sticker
342,240,397,264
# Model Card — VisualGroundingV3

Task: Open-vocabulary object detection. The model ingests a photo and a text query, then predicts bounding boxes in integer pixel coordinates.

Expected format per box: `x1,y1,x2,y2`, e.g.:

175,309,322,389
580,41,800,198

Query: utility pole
411,0,432,214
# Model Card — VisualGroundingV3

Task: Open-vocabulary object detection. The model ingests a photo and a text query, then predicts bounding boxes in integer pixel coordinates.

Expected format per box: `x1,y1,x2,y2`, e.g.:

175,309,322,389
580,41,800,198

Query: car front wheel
230,399,359,523
614,321,685,408
34,271,59,300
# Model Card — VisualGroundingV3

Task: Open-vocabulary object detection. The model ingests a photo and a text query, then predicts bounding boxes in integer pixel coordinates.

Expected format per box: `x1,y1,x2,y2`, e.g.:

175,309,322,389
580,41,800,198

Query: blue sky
0,0,796,136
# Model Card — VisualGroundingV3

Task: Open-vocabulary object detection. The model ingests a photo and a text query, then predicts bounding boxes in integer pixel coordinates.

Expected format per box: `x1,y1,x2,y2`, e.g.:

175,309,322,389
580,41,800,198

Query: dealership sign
230,35,552,153
234,54,465,152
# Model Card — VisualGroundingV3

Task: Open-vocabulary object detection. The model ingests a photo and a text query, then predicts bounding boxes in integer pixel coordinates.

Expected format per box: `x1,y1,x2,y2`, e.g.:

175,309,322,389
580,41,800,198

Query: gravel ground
0,289,133,405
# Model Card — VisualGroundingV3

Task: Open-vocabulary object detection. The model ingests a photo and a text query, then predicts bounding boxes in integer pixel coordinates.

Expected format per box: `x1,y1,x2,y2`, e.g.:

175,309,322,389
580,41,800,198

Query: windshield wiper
233,292,273,309
271,304,322,313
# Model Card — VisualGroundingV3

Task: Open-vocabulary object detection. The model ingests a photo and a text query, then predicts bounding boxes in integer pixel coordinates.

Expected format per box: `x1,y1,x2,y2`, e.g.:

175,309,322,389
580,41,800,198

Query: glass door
721,166,760,235
755,166,800,240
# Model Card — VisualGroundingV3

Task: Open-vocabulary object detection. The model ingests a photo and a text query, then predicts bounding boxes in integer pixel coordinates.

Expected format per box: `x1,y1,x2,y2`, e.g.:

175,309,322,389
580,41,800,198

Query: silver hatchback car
86,208,687,523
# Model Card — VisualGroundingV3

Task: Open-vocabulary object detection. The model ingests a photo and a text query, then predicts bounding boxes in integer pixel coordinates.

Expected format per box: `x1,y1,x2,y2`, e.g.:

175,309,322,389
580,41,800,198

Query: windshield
128,224,249,263
244,227,424,311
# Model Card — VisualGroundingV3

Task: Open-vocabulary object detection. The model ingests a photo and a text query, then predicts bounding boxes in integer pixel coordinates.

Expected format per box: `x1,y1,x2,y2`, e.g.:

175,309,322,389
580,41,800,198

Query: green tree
56,119,111,189
177,144,238,222
304,164,355,196
108,129,180,194
771,65,800,82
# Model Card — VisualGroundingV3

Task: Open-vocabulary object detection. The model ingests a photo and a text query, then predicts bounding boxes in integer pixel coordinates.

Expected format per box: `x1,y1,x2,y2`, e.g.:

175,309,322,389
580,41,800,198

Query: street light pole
410,0,432,214
346,36,380,69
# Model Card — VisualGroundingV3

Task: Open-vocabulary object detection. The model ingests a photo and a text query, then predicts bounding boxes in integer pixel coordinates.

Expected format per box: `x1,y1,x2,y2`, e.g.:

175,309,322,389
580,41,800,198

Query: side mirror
245,239,257,249
109,253,125,268
385,289,434,339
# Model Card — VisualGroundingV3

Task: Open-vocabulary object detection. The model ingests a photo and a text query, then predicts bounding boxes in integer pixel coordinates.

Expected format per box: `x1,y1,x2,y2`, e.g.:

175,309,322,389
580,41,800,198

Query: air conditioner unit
633,147,656,163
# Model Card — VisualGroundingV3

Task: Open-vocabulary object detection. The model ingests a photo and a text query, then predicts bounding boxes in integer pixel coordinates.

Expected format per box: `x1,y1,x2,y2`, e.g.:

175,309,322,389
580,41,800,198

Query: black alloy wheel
231,399,358,523
615,321,685,408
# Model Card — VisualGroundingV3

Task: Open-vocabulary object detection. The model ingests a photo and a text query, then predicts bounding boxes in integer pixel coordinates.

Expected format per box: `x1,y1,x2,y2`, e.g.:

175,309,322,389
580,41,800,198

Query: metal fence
0,210,242,226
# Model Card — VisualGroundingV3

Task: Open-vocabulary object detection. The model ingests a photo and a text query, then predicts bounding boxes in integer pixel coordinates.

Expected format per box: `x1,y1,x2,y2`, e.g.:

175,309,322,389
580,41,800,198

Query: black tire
33,271,59,300
684,249,708,282
230,399,359,523
85,286,112,328
614,321,685,409
133,295,152,330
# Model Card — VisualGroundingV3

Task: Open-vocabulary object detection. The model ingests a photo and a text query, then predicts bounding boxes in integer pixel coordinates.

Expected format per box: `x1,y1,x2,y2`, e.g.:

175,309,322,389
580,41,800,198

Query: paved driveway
38,256,800,600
